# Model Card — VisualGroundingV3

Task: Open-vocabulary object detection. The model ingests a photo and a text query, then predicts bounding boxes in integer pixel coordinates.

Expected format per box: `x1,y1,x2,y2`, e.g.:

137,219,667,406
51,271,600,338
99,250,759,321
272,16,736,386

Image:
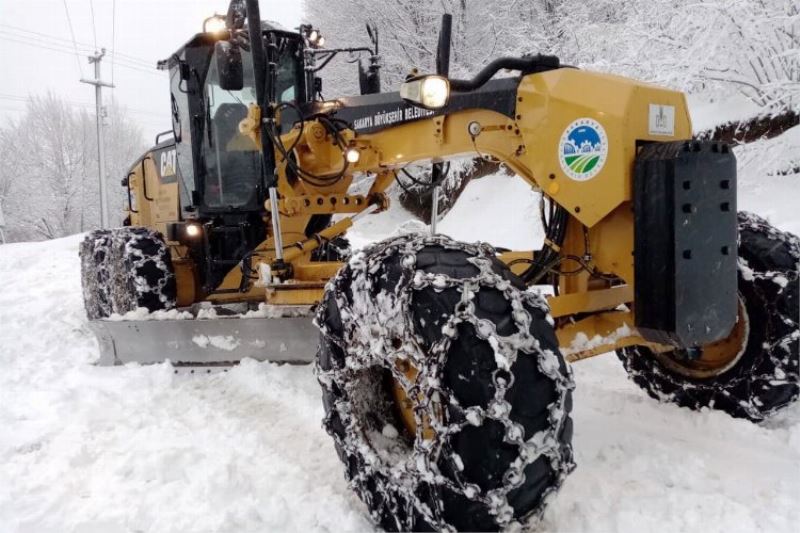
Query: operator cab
157,23,307,291
158,23,307,218
154,13,378,293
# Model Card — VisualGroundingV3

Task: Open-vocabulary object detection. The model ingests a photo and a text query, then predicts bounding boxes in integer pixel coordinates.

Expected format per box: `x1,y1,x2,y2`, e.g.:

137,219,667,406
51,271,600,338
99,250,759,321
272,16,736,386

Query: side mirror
366,23,379,55
215,41,243,91
358,59,381,95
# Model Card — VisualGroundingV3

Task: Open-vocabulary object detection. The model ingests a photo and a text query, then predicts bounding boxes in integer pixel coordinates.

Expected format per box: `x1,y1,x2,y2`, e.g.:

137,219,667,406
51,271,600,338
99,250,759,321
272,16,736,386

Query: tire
108,227,177,314
79,230,114,319
618,211,799,421
315,234,575,531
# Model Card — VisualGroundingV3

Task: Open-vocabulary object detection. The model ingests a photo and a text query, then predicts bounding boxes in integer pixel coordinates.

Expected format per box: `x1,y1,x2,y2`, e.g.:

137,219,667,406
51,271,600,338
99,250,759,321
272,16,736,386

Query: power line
0,35,88,59
0,93,167,119
2,30,153,69
61,0,84,78
0,36,165,77
0,23,156,68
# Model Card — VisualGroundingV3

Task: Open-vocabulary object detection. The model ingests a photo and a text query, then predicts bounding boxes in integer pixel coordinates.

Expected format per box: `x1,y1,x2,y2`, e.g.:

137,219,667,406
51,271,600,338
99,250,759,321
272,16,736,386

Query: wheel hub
389,359,438,440
655,297,749,379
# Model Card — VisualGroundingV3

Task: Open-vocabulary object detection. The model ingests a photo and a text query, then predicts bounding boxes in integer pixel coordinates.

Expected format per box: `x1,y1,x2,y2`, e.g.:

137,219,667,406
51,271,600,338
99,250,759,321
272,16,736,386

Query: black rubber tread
108,227,177,314
315,234,575,531
79,230,114,319
618,211,799,421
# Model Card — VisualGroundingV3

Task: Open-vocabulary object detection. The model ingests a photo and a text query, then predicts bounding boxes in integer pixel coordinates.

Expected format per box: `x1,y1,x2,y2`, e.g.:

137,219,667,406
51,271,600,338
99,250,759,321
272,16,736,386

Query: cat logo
160,149,177,178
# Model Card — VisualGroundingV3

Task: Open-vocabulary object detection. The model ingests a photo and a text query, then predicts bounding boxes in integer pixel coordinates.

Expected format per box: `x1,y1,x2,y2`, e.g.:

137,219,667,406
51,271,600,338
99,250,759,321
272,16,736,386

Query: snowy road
1,173,799,532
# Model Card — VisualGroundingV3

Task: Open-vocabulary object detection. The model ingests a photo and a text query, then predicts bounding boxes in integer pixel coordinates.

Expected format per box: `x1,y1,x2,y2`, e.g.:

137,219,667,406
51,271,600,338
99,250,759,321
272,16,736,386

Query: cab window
274,35,303,103
201,52,260,209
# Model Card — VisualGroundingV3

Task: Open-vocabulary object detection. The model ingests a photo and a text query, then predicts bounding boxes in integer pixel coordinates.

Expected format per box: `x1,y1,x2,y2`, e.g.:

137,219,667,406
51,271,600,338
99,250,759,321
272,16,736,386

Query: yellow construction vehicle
80,1,799,530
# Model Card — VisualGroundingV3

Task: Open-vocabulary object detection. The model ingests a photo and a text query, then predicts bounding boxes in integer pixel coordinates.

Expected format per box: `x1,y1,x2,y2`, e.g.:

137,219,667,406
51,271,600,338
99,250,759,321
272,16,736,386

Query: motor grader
80,0,799,530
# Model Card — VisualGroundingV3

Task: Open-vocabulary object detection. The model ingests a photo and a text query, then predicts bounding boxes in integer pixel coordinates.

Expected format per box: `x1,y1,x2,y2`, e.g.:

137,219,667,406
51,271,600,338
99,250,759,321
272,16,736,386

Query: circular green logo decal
558,118,608,181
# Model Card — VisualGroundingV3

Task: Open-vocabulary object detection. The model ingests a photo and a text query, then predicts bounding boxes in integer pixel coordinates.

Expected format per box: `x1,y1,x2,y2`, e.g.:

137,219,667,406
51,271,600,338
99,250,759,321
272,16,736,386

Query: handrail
449,54,560,92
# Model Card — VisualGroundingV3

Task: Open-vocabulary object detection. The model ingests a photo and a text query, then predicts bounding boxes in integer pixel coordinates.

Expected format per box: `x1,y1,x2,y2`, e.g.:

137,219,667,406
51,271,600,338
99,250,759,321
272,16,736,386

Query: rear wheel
316,234,575,531
618,212,799,421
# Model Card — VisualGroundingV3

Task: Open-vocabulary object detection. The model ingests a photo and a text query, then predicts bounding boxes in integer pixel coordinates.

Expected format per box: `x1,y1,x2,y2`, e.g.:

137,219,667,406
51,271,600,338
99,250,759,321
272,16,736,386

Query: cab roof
157,20,291,71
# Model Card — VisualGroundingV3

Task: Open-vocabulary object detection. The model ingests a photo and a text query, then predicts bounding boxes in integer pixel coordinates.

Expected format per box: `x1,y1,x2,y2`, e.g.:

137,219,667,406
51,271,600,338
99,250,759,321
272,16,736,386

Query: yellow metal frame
126,67,695,361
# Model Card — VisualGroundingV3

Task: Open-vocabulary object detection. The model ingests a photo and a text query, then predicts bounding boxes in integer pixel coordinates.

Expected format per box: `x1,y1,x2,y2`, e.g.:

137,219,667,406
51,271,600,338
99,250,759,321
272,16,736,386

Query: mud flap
89,313,318,366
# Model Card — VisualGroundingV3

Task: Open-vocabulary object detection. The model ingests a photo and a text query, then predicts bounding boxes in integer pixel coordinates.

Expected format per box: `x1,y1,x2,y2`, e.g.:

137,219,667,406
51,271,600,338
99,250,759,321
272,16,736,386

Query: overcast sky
0,0,303,142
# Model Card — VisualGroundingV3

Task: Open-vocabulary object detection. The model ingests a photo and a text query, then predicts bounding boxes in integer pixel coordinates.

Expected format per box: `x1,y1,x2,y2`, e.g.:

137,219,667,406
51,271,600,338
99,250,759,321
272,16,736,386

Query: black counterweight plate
634,141,738,348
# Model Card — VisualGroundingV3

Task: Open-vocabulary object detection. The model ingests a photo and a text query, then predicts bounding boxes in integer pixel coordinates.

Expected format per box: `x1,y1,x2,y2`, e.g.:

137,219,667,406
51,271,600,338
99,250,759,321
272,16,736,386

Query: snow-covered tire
315,234,575,531
618,212,799,421
108,227,177,314
79,230,114,319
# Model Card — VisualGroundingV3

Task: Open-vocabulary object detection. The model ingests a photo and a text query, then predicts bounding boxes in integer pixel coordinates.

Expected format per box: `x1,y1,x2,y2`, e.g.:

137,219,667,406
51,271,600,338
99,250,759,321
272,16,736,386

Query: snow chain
621,211,799,420
735,212,800,417
316,234,575,531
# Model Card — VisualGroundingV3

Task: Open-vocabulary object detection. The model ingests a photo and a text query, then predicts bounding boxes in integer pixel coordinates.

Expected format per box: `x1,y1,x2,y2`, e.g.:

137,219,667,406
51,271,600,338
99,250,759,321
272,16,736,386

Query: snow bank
544,357,800,533
436,173,544,250
347,173,543,252
0,236,368,532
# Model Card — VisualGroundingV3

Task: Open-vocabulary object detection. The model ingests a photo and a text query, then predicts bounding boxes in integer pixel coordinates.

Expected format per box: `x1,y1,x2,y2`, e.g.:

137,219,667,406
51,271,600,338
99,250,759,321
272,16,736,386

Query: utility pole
80,49,114,228
0,202,6,244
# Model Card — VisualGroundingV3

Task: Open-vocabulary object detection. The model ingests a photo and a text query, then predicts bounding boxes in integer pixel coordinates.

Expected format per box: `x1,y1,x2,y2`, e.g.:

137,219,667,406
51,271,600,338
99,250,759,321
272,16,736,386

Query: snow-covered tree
304,0,798,115
303,0,563,96
710,0,799,111
556,0,798,113
0,95,145,242
0,128,20,230
103,101,151,223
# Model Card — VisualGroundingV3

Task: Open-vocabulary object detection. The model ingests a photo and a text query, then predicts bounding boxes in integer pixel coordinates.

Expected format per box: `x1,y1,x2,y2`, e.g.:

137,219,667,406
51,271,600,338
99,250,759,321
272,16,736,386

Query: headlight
203,15,226,34
302,26,325,49
344,147,361,164
185,223,202,238
400,75,450,110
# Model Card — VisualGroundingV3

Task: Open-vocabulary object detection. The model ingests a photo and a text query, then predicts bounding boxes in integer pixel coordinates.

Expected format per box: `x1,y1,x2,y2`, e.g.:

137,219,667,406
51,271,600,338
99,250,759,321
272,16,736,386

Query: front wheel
80,227,176,318
79,230,114,319
108,227,176,314
315,234,575,531
618,212,799,421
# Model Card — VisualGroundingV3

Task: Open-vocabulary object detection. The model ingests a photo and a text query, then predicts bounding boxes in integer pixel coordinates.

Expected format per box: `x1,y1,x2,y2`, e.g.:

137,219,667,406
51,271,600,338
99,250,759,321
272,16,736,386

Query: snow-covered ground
1,174,799,531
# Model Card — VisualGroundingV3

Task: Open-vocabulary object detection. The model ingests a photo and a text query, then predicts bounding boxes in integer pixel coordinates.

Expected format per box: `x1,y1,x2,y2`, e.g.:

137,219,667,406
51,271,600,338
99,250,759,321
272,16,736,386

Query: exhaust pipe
430,14,452,235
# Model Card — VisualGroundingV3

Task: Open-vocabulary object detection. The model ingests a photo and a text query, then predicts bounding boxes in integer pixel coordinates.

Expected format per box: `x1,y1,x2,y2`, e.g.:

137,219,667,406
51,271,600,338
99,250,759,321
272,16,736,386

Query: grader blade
88,308,318,367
